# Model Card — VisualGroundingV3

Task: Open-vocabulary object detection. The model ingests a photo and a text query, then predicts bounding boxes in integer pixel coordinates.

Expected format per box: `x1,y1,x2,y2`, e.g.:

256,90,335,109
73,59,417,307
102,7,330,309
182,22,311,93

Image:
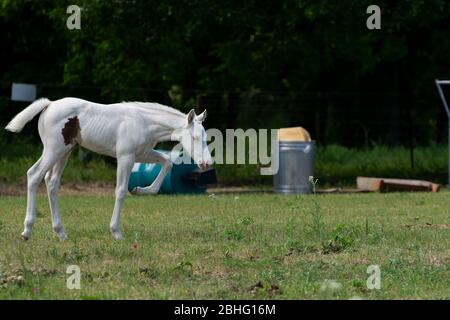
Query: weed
224,216,253,241
224,229,243,241
285,204,300,248
237,217,254,226
306,177,326,242
173,261,194,277
322,224,361,254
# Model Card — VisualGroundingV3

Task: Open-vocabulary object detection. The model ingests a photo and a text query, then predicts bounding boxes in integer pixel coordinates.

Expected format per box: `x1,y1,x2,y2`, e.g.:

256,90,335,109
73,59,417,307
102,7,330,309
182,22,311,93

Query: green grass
1,143,448,186
215,143,449,186
0,192,448,299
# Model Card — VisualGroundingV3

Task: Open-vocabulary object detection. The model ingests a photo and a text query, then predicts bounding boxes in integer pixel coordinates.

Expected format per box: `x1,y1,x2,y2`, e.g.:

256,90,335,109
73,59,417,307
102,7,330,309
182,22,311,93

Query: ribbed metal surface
274,141,316,194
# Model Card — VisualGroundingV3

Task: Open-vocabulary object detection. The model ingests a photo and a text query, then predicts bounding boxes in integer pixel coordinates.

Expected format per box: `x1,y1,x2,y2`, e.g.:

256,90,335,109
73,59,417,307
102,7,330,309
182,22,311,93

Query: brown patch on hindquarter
61,116,80,145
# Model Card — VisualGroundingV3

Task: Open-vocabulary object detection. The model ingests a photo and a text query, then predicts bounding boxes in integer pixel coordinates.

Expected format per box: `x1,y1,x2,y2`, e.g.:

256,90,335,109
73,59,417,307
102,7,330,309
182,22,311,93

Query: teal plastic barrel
128,151,207,194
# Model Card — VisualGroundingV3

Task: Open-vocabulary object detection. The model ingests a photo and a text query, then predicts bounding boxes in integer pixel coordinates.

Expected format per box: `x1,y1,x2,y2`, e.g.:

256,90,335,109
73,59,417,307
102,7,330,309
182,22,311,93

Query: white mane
123,102,186,119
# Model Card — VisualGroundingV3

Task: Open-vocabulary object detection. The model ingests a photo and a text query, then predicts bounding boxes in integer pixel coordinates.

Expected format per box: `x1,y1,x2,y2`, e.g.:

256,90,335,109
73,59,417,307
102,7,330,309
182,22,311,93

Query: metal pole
435,80,450,189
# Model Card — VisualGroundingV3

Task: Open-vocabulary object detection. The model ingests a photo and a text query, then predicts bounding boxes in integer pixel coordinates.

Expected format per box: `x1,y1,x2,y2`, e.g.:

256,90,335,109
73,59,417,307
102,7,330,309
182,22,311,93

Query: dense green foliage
1,1,449,93
1,1,450,145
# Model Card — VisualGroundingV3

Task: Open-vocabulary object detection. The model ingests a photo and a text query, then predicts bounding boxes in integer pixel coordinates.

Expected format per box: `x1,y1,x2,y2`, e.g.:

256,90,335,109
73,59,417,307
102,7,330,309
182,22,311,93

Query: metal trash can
274,141,316,194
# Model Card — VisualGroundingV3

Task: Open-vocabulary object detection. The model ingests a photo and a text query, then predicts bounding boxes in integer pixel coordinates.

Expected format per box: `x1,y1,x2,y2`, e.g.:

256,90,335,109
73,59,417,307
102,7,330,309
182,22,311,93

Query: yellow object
278,127,311,141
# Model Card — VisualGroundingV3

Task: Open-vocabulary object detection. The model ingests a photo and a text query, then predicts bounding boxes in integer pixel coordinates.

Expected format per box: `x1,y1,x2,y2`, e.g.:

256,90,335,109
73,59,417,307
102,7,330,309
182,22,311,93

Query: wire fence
1,82,449,149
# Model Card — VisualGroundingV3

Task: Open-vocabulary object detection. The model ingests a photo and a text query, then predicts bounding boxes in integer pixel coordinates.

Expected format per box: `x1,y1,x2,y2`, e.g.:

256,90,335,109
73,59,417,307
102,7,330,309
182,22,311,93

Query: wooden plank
356,177,382,191
356,177,440,193
379,180,430,192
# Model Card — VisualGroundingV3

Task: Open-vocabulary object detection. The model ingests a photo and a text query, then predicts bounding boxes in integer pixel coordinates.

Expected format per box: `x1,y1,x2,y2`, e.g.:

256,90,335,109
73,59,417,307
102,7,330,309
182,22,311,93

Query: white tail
5,98,51,132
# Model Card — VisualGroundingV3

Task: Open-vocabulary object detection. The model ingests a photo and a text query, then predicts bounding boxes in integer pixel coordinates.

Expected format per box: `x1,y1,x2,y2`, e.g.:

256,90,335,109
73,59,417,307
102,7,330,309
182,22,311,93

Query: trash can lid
277,127,311,141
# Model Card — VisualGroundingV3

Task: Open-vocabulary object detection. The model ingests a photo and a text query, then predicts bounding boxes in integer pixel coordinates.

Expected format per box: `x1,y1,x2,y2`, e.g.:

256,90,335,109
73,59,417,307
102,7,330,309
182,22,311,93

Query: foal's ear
186,109,196,127
196,109,207,122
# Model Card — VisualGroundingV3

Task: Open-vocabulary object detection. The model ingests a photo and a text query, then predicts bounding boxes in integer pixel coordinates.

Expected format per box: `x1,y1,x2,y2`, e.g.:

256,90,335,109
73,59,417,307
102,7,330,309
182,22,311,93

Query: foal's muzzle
198,160,212,170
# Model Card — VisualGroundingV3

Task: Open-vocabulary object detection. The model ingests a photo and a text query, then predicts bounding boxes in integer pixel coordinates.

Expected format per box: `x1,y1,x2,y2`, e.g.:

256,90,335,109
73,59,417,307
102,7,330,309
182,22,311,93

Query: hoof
111,226,124,240
114,235,124,241
131,187,158,195
113,233,124,240
21,235,29,241
58,233,68,241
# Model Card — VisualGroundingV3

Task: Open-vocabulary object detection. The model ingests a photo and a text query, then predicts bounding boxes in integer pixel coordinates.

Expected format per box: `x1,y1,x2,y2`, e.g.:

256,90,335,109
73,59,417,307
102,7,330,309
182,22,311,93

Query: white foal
5,97,212,241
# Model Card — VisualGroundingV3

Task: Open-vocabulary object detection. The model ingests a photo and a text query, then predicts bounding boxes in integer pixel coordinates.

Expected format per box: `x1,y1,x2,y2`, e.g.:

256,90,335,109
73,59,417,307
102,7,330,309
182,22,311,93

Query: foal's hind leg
22,148,68,240
45,150,72,240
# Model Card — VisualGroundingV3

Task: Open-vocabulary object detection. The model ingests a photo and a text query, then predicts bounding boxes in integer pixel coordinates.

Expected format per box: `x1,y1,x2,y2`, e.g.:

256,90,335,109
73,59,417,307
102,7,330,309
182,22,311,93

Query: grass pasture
0,192,449,299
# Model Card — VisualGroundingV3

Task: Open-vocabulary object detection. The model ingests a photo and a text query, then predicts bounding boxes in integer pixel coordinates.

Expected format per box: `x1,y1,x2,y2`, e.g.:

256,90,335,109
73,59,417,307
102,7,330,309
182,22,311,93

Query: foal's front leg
110,154,135,240
131,150,172,195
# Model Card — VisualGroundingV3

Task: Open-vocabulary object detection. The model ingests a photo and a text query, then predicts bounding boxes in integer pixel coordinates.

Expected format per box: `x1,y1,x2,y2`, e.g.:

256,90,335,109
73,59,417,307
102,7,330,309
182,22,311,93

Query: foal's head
172,109,212,170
